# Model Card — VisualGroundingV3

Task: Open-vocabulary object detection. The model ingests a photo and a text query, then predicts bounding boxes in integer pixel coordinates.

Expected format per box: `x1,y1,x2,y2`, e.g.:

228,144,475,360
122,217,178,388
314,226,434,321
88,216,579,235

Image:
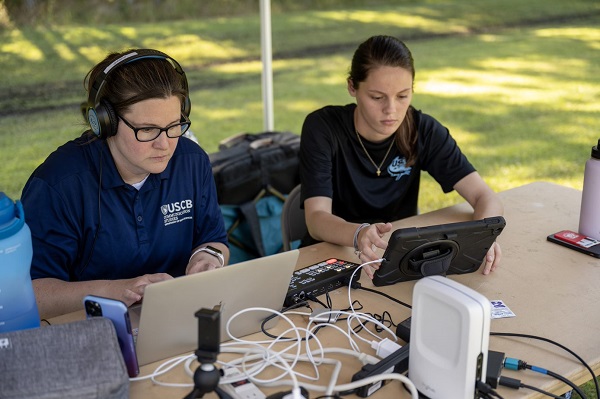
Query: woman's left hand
186,253,223,274
481,241,502,275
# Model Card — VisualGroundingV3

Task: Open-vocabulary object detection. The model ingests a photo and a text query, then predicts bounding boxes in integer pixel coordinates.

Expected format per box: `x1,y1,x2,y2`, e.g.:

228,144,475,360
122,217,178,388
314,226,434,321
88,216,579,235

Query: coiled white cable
129,272,419,398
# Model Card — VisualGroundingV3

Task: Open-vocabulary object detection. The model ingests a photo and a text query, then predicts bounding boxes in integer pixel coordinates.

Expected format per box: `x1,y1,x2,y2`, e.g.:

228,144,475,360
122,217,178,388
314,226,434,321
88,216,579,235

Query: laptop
129,249,299,366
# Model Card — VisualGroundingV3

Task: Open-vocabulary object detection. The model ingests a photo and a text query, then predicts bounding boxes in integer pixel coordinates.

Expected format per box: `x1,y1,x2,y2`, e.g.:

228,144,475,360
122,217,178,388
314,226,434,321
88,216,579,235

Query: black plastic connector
266,386,309,399
395,316,411,343
498,376,521,389
351,344,410,397
486,350,505,388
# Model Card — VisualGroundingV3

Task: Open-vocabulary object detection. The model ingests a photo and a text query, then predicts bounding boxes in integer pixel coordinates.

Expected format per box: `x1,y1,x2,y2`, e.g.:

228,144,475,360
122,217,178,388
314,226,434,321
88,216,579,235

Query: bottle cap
592,139,600,159
0,192,25,240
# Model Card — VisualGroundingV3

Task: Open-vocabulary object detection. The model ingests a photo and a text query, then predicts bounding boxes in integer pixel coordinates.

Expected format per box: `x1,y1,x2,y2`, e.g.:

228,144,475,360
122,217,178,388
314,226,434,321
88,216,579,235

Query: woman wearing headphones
21,49,229,319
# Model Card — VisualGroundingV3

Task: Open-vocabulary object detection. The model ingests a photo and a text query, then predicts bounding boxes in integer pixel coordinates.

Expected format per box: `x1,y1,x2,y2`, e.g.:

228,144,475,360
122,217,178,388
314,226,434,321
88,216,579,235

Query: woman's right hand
355,222,393,278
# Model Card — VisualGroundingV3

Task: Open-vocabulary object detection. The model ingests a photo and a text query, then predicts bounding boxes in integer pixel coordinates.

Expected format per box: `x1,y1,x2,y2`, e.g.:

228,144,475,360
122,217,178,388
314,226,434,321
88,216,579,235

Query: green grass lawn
2,1,599,210
1,1,599,396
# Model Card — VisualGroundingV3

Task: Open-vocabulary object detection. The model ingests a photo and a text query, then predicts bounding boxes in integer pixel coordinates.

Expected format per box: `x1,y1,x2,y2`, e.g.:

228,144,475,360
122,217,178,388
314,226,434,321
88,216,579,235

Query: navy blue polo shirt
21,133,227,281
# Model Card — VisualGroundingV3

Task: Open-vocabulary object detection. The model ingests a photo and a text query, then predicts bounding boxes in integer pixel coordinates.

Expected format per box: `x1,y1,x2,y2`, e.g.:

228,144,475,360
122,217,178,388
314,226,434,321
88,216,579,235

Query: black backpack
209,132,301,262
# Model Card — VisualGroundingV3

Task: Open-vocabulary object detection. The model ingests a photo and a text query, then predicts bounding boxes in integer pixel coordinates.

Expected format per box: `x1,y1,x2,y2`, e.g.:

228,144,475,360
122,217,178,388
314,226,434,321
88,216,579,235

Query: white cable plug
281,387,306,399
371,338,402,359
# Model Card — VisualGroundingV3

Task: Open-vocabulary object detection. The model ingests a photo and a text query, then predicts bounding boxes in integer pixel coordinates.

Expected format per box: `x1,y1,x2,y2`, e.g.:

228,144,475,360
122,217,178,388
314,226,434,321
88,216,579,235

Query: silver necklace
355,130,395,176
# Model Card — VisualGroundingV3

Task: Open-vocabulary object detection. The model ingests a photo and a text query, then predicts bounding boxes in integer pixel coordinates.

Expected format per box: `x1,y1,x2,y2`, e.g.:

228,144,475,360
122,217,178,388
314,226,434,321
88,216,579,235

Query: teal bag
221,194,285,264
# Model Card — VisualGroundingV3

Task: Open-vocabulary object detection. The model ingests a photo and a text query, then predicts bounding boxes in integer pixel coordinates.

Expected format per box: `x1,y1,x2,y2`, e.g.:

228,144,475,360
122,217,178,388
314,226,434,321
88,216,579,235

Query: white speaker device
408,276,491,399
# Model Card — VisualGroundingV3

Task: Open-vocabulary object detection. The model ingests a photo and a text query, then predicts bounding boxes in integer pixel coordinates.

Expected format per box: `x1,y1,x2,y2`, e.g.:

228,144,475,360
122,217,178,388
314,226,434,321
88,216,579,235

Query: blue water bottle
0,192,40,332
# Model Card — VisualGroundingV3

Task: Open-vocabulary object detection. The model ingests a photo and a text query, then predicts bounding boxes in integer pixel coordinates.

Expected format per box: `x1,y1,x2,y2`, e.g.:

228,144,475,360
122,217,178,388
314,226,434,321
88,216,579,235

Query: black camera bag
209,132,301,262
209,131,300,206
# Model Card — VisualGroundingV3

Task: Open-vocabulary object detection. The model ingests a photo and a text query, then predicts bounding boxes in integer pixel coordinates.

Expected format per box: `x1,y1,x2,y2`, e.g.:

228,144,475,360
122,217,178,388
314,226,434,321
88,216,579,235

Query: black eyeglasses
117,114,191,142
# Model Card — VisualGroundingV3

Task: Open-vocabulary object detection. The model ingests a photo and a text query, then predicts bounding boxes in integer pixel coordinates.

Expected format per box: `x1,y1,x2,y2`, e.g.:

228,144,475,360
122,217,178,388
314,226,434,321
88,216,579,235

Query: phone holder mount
184,307,233,399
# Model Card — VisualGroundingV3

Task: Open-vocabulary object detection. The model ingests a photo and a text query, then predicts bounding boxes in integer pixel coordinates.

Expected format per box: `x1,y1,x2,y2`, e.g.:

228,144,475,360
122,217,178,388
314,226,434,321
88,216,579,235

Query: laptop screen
132,249,299,366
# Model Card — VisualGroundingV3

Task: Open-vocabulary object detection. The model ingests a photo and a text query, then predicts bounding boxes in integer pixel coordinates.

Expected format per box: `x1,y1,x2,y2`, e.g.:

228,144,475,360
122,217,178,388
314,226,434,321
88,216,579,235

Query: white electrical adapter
408,276,491,399
220,367,265,399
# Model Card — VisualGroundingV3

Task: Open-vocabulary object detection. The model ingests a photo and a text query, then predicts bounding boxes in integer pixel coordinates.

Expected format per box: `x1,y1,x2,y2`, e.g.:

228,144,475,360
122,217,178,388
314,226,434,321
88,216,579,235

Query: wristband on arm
189,245,225,267
353,223,370,256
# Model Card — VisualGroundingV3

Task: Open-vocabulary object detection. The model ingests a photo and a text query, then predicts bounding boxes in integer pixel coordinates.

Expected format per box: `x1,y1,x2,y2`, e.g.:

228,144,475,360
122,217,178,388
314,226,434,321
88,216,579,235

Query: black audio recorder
284,258,362,307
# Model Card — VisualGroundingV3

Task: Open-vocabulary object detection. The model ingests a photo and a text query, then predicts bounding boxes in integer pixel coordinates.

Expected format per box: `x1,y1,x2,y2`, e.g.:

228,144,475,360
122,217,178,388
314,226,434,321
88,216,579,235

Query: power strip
351,344,410,397
284,258,361,307
220,367,265,399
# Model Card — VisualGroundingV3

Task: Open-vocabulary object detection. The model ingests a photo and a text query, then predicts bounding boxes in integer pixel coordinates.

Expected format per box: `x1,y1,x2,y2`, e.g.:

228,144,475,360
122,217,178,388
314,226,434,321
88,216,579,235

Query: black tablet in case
372,216,506,286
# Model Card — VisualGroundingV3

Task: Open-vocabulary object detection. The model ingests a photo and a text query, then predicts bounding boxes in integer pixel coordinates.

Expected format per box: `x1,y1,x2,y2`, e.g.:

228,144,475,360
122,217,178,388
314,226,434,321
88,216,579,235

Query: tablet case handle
408,246,455,276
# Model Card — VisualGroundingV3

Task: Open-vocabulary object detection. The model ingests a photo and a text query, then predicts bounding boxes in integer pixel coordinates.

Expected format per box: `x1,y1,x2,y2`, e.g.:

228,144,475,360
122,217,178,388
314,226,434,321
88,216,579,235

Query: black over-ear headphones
85,49,191,140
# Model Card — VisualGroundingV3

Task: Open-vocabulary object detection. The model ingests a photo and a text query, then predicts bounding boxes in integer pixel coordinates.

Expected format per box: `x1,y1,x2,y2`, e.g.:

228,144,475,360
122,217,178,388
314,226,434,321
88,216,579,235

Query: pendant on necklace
355,129,395,177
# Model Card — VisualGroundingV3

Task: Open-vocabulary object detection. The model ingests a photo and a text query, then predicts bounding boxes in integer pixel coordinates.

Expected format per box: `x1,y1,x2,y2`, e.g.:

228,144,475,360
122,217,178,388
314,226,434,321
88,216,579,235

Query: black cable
336,388,357,397
306,292,331,310
477,380,505,399
325,291,333,309
492,331,599,398
260,301,312,339
499,376,563,398
525,365,587,399
520,383,564,398
357,286,412,309
306,292,337,323
349,310,397,335
335,300,364,323
366,311,396,333
305,288,396,335
343,300,364,312
503,356,587,398
260,299,341,341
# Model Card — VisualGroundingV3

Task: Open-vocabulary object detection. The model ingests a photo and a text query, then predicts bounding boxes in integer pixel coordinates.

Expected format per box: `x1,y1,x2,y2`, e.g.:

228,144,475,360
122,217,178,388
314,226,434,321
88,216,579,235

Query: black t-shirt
299,103,475,224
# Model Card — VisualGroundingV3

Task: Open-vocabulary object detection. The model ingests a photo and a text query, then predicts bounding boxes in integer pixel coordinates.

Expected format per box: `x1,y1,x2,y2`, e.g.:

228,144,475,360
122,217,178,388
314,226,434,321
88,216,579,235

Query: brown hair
349,36,418,166
85,50,188,116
